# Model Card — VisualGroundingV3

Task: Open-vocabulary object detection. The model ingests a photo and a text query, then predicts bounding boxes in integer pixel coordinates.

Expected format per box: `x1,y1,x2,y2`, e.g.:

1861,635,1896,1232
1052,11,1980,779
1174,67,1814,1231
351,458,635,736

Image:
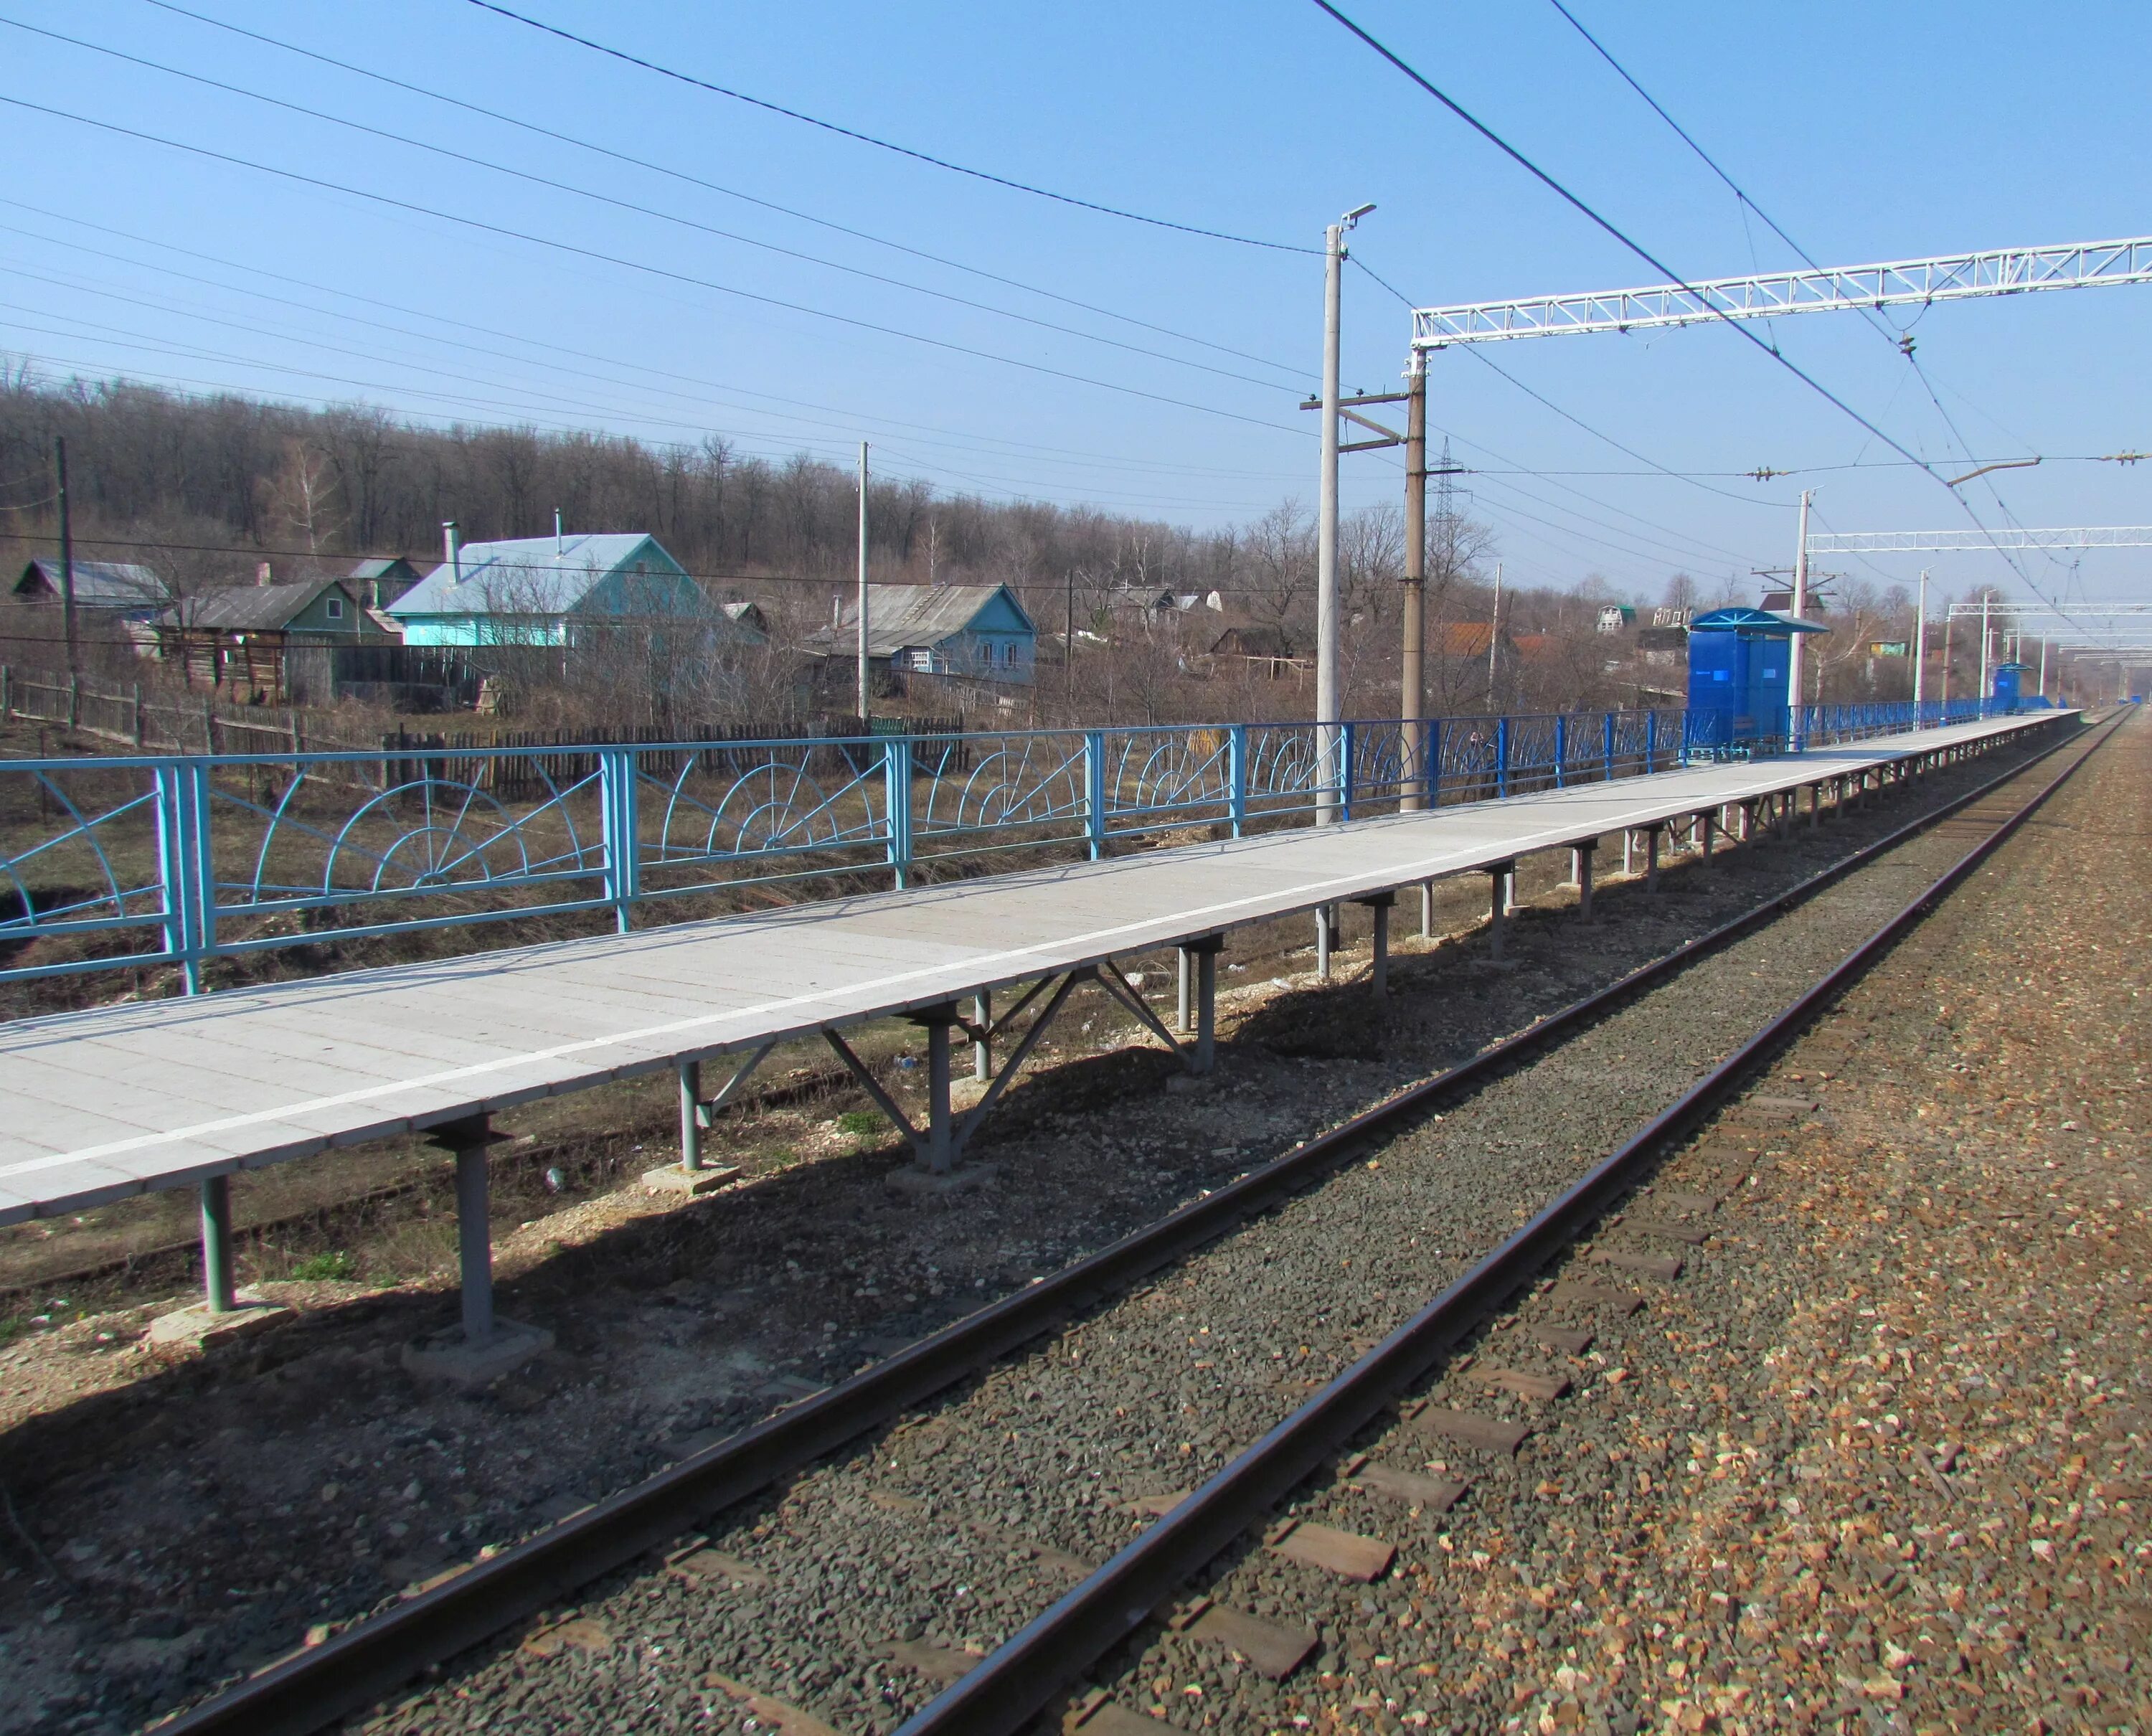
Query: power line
1,14,1301,395
0,199,1306,483
136,0,1300,377
461,0,1316,255
0,94,1308,437
1307,0,2090,627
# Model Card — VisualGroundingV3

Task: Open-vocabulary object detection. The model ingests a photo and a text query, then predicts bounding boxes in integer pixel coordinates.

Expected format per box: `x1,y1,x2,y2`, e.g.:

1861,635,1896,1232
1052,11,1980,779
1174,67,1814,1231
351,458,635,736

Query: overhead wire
0,199,1307,483
1539,0,2086,606
135,0,1302,377
0,14,1304,395
459,0,1316,255
0,95,1309,436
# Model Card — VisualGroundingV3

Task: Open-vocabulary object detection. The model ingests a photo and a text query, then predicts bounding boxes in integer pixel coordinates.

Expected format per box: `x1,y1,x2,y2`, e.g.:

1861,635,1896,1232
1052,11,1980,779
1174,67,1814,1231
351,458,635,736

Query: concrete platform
144,1293,291,1351
0,712,2069,1227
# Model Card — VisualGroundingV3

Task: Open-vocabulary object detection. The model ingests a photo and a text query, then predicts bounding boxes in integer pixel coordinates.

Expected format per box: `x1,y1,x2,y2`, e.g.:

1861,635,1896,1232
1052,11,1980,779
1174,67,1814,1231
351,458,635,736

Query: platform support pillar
973,989,993,1081
1315,905,1339,979
1176,950,1194,1034
438,1116,498,1347
199,1175,236,1315
1571,841,1596,922
1644,826,1660,893
1699,812,1714,870
1419,880,1434,940
1174,935,1224,1075
1486,863,1514,959
1808,784,1820,829
1357,893,1394,997
678,1060,702,1171
1621,830,1634,877
920,1009,955,1173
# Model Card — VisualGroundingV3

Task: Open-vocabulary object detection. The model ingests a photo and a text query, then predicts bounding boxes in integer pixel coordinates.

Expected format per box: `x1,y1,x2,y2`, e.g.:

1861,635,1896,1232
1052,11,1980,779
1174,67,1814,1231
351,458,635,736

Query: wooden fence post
202,697,216,755
133,684,146,748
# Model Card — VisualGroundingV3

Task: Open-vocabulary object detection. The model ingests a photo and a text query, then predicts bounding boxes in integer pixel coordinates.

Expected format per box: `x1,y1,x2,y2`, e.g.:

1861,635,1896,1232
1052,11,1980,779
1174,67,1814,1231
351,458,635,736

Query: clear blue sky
5,0,2148,616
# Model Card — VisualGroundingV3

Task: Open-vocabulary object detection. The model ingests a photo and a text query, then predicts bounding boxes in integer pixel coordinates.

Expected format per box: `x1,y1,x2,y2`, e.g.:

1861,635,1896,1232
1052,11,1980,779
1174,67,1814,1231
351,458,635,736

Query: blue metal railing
0,699,2006,992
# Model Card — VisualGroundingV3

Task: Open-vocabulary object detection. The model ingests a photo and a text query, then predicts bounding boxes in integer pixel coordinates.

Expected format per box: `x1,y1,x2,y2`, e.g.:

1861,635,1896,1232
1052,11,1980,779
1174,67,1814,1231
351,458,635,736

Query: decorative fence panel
0,697,2011,993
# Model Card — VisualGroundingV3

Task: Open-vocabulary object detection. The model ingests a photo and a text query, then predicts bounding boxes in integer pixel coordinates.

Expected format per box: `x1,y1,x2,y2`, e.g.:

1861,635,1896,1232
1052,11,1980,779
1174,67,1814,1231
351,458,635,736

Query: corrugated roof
1434,621,1499,658
161,578,349,633
14,559,169,608
804,584,1029,659
349,557,421,581
387,533,668,618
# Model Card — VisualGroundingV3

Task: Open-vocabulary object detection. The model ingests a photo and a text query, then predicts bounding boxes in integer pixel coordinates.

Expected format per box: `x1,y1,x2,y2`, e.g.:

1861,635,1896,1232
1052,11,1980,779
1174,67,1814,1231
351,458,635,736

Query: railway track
152,712,2117,1736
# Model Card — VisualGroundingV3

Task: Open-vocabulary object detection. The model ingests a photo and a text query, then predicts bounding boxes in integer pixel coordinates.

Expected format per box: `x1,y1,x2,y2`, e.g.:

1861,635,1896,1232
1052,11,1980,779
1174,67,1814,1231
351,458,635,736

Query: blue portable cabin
1683,606,1828,758
1990,661,2029,713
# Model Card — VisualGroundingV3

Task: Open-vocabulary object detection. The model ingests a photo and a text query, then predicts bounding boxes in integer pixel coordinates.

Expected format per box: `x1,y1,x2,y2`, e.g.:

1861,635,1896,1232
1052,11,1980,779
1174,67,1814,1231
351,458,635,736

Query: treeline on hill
0,369,1934,730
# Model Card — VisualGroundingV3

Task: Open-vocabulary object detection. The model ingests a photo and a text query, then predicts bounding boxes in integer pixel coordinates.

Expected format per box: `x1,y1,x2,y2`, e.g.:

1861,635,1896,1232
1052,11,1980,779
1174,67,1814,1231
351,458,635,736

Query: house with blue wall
387,532,743,647
807,583,1036,686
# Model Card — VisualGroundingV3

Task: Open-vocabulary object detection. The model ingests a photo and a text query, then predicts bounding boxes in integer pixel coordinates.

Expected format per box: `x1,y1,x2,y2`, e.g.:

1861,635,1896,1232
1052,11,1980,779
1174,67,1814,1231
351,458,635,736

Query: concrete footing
886,1163,996,1198
642,1163,742,1197
402,1319,554,1385
145,1292,291,1351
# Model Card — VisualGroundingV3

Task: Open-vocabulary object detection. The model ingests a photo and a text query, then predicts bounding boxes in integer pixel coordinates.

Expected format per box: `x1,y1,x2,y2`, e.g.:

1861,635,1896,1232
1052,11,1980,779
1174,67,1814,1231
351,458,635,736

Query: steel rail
896,709,2125,1736
151,712,2097,1736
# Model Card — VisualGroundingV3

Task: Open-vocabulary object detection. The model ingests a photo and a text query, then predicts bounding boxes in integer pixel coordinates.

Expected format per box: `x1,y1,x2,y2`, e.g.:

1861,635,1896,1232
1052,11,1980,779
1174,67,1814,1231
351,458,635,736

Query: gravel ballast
283,730,2123,1736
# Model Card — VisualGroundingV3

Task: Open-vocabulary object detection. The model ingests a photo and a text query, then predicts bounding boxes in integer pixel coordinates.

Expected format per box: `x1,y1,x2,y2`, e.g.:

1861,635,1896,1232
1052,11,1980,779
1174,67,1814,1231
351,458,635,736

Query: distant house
806,584,1036,686
156,575,395,700
347,557,426,610
13,558,170,618
1206,623,1303,680
386,533,737,648
1595,604,1636,634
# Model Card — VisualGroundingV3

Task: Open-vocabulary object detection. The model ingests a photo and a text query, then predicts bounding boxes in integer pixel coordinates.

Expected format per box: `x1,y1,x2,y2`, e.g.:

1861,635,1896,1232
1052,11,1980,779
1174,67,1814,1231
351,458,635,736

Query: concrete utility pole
1315,202,1374,826
1486,562,1503,710
53,434,77,677
1912,567,1928,709
1400,354,1428,808
2039,635,2049,699
1788,489,1813,741
1978,592,1992,710
856,441,871,722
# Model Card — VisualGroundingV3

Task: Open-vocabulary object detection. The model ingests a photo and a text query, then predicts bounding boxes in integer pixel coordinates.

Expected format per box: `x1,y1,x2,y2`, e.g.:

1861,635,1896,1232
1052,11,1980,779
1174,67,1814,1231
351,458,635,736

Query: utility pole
1315,202,1374,825
1940,615,1952,706
1486,562,1503,710
1977,592,1992,711
1400,354,1428,808
1912,567,1927,709
855,441,870,722
54,434,77,677
2038,635,2049,700
1065,569,1075,709
1788,489,1813,742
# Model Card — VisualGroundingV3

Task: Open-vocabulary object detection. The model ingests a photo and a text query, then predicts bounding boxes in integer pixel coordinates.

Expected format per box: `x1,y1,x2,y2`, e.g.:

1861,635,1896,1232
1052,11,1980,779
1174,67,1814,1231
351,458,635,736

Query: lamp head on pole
1344,202,1377,227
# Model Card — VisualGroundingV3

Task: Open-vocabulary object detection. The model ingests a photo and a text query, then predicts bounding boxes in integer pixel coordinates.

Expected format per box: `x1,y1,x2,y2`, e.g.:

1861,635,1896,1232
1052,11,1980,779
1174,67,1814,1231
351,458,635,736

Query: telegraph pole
1486,562,1503,710
54,434,77,677
855,441,870,722
1315,202,1374,826
1912,567,1928,709
1399,354,1428,808
1788,489,1813,742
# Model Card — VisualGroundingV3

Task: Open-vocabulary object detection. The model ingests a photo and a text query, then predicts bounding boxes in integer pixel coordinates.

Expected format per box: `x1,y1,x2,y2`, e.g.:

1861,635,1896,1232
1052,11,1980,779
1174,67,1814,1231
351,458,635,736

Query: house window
326,597,344,620
1000,642,1015,666
912,648,933,671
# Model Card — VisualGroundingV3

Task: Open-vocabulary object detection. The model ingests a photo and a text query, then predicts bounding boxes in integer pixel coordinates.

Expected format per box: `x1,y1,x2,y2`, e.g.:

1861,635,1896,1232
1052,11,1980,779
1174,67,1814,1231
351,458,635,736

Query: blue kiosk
1684,606,1828,759
1990,661,2029,713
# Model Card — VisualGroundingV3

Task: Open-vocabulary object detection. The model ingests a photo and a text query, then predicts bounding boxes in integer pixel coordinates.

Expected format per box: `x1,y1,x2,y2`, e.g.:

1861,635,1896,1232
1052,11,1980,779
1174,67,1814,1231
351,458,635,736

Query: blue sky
4,0,2148,615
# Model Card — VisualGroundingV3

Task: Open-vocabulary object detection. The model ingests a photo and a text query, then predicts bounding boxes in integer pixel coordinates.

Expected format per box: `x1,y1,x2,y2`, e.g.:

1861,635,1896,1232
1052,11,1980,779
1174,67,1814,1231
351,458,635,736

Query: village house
154,571,395,702
12,558,170,618
387,530,742,648
805,584,1037,687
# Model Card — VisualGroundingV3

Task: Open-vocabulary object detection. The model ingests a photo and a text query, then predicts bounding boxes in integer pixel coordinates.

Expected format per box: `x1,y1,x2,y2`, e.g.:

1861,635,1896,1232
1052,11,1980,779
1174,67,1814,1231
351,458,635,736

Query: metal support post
199,1175,236,1314
678,1060,702,1171
1419,880,1435,940
1176,949,1194,1034
1644,826,1660,893
1572,841,1595,923
1809,784,1821,829
1315,905,1339,978
1181,935,1224,1075
920,1009,955,1173
430,1115,499,1348
1621,830,1634,877
1357,892,1394,997
1699,812,1714,869
1400,355,1428,811
1486,864,1513,959
973,989,992,1082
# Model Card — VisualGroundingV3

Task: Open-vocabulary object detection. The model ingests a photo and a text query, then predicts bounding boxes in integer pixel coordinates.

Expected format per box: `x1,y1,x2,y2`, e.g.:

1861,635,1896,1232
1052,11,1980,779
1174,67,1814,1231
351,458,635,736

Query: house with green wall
387,533,747,648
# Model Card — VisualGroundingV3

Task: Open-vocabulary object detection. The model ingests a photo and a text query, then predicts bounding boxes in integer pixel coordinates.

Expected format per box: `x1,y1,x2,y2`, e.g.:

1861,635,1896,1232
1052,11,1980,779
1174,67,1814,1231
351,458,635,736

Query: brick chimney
255,560,273,586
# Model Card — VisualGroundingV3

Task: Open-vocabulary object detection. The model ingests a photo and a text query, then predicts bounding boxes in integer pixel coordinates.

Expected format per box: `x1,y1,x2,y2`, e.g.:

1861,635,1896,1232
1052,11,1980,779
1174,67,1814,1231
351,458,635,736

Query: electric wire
460,0,1316,255
0,14,1302,395
0,200,1305,483
0,95,1307,436
1309,0,2091,629
136,0,1303,377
